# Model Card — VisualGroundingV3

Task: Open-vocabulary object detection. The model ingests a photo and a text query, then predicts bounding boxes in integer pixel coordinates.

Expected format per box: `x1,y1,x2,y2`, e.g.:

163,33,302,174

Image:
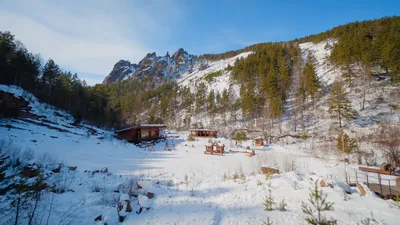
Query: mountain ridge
103,47,197,84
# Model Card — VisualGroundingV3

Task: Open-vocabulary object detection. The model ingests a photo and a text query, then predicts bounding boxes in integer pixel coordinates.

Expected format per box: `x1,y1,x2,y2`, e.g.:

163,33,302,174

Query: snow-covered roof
116,124,166,132
190,128,217,131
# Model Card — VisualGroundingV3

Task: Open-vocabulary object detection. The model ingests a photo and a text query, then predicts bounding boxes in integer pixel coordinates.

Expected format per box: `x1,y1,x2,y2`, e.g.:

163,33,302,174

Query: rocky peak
103,48,197,84
172,48,185,60
102,60,138,84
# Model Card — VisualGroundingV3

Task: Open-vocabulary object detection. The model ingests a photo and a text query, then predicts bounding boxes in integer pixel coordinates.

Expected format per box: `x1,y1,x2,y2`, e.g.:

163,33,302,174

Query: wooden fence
345,171,400,199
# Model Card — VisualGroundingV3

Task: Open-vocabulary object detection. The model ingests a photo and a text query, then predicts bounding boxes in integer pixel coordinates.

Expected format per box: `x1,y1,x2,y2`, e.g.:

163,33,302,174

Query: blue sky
1,0,399,85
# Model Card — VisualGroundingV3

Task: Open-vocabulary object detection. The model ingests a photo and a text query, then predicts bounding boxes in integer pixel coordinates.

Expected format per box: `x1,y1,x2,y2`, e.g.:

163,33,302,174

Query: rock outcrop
102,48,196,84
102,60,138,84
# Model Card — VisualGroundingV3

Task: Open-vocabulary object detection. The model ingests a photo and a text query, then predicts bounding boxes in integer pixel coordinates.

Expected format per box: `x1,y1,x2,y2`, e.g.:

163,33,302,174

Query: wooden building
116,124,166,143
253,137,264,147
190,129,218,138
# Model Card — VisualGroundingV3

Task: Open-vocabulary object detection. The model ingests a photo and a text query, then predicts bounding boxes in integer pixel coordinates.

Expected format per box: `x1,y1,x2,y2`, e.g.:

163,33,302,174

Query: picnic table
142,143,155,152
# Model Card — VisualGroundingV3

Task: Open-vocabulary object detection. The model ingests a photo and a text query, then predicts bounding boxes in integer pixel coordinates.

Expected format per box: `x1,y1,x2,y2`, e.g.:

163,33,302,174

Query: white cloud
0,0,185,85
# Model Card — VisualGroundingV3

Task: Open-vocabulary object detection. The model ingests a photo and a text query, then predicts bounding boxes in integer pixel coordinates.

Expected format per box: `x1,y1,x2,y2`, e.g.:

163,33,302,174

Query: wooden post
388,180,392,197
345,172,348,184
366,174,369,187
378,174,383,196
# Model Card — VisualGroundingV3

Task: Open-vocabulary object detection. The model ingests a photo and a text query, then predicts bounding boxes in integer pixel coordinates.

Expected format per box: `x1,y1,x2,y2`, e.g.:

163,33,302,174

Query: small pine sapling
240,173,246,182
263,181,275,211
263,217,274,225
301,181,337,225
291,181,299,190
279,199,287,211
184,174,189,187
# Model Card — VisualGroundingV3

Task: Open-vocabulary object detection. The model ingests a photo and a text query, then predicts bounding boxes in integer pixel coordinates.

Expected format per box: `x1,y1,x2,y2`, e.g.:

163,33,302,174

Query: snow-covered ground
1,123,399,224
0,84,398,225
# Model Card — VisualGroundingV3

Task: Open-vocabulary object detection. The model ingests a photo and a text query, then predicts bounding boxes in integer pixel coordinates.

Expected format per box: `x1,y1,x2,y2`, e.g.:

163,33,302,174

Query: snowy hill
1,85,399,225
299,39,341,85
178,51,252,95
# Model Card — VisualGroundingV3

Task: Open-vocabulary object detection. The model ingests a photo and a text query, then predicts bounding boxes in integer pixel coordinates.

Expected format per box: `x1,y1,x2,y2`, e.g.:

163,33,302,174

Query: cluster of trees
231,42,298,122
0,31,119,128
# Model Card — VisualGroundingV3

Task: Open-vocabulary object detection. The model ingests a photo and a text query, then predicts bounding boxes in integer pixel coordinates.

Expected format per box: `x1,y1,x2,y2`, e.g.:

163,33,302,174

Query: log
261,167,279,175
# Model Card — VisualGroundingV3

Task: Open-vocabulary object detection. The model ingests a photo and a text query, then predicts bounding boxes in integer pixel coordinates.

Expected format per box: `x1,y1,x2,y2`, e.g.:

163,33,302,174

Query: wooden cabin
190,129,218,138
253,137,264,147
116,124,166,143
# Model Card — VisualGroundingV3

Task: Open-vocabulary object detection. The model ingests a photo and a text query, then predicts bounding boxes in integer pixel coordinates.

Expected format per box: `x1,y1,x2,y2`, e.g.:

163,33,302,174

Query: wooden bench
204,144,214,155
214,144,225,155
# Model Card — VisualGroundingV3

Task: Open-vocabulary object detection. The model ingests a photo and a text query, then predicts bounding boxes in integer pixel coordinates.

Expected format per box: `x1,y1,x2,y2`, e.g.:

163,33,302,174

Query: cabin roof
116,124,166,133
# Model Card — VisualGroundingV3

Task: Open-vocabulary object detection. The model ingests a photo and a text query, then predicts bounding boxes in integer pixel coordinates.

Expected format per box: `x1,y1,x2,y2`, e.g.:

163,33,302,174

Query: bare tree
373,124,400,167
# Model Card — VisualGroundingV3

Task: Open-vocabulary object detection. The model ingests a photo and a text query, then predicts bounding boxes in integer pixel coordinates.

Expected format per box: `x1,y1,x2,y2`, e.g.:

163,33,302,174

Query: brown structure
204,143,225,156
190,129,217,138
116,124,166,143
253,137,264,147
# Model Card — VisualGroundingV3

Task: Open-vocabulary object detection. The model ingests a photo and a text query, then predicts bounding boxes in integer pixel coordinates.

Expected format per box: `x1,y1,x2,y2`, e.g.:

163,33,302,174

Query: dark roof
116,124,166,133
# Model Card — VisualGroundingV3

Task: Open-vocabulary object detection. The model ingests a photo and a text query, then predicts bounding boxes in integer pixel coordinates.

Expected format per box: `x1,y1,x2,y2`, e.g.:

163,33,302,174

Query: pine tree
301,181,336,225
328,82,353,128
41,59,61,103
303,52,321,107
337,129,357,155
207,90,216,117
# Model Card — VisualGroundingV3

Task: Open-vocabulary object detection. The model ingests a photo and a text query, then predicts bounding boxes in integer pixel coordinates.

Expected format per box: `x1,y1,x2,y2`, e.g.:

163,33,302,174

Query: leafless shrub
7,146,22,168
88,176,104,193
118,177,138,197
363,150,377,166
283,159,297,173
52,171,76,193
37,152,58,170
373,123,400,166
0,138,13,155
20,148,34,165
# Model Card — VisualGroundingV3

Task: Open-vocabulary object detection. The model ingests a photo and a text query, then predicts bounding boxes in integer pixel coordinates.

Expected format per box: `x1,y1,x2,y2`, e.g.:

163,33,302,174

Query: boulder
52,164,62,173
125,200,132,212
68,166,77,171
146,192,154,199
320,179,327,187
100,167,108,173
20,164,40,178
94,215,102,221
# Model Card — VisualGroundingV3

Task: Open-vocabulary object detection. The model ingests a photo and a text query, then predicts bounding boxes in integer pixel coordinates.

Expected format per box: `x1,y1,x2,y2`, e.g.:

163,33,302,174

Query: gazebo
116,124,166,143
190,129,218,138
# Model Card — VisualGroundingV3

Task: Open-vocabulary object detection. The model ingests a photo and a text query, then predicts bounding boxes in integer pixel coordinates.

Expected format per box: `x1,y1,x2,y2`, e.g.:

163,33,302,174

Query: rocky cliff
103,48,196,84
